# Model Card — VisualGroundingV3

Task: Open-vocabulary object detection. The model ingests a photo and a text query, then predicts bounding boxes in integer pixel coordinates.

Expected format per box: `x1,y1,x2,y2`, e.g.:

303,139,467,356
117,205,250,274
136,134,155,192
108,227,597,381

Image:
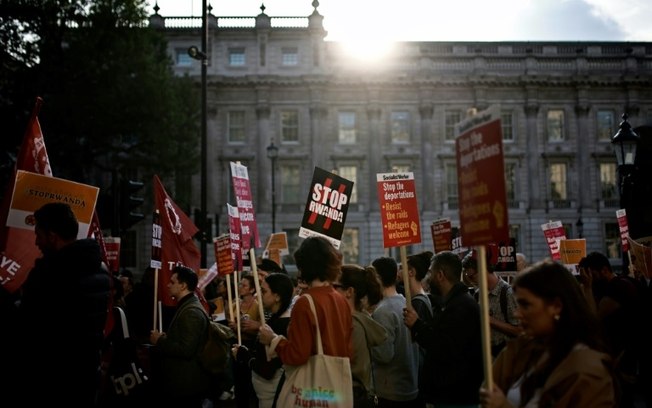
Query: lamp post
266,140,279,233
612,113,639,268
612,113,640,210
188,0,209,267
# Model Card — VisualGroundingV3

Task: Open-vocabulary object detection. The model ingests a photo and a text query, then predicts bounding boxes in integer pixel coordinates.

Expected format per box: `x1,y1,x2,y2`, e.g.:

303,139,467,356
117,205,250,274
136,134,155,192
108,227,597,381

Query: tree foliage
0,0,200,210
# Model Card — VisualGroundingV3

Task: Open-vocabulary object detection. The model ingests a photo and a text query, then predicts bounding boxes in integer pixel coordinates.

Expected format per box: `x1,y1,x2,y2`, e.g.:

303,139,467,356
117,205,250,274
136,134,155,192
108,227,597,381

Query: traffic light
120,179,145,231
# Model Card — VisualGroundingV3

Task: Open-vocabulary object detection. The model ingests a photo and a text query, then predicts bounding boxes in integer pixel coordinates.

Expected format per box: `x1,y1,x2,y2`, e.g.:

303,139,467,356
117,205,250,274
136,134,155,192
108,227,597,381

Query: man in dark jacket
403,251,484,407
13,202,110,406
150,265,211,407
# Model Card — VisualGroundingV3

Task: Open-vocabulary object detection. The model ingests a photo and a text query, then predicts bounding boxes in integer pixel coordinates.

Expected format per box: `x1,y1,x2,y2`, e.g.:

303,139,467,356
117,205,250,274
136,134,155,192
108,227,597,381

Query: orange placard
7,170,99,238
559,239,586,265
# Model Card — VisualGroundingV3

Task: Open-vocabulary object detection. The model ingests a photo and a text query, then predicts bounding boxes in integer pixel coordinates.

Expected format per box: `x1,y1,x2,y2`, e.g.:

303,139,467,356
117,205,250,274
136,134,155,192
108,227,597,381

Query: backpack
194,307,236,376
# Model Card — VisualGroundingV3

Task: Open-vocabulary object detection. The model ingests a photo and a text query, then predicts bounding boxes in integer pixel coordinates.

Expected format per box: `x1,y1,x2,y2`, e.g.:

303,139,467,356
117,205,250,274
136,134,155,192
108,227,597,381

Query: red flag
0,97,53,293
154,175,201,306
87,210,115,337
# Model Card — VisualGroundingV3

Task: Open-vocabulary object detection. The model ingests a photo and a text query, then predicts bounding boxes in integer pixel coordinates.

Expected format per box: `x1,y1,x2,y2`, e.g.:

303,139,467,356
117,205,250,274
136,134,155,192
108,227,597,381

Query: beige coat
492,336,616,407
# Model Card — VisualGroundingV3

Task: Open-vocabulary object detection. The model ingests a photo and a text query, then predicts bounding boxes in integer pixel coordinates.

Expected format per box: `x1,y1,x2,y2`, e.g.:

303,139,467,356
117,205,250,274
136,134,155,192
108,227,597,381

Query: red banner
616,209,630,252
541,220,567,261
154,175,200,306
214,234,234,276
230,162,260,250
456,106,509,247
377,172,421,248
0,97,53,293
431,218,452,253
228,204,243,272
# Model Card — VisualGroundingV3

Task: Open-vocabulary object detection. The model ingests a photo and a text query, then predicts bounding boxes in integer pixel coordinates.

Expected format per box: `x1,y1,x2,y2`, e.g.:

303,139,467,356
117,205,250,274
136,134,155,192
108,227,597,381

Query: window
505,162,516,205
281,164,301,203
282,47,298,66
445,110,462,141
501,111,514,141
597,110,615,141
176,50,192,67
338,112,356,144
599,162,617,201
547,110,565,141
392,164,411,174
446,163,458,208
549,163,567,200
604,222,621,259
391,111,410,143
228,48,245,66
281,111,299,143
340,228,359,264
337,166,357,203
227,111,245,143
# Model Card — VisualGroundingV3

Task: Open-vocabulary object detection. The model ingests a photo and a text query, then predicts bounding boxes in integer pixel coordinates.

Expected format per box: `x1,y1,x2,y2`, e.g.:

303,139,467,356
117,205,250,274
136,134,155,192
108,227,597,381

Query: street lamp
188,0,209,267
266,139,279,233
612,113,640,208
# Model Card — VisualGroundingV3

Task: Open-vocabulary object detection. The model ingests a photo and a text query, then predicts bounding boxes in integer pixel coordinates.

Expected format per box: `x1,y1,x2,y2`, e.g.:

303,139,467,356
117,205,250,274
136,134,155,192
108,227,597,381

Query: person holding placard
479,260,614,408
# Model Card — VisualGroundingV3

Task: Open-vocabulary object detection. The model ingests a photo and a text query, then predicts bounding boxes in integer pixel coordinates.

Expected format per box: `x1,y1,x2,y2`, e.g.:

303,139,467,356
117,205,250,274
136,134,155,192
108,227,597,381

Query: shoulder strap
303,294,324,356
115,306,130,339
500,284,508,322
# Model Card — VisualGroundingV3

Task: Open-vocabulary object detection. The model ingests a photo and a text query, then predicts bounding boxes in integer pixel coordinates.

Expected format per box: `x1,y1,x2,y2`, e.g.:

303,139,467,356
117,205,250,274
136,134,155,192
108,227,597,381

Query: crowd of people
3,201,652,408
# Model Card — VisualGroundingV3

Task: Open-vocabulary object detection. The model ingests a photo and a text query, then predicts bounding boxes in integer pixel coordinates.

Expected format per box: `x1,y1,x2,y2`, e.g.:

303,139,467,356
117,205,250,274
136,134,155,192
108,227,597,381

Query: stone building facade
147,3,652,271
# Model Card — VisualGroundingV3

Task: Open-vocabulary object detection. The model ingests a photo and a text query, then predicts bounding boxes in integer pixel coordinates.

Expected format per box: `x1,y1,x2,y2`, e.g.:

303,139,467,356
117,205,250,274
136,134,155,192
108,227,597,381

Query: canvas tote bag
276,294,353,408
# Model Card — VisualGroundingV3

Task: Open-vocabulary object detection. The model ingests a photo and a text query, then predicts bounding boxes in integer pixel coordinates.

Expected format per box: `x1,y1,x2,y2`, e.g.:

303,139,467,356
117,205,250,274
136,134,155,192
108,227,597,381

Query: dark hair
340,264,383,310
294,236,342,283
514,260,604,403
240,274,256,294
34,202,78,241
265,273,294,318
173,265,198,291
431,251,463,283
407,251,433,281
461,249,494,273
371,257,398,287
578,251,612,273
258,258,286,274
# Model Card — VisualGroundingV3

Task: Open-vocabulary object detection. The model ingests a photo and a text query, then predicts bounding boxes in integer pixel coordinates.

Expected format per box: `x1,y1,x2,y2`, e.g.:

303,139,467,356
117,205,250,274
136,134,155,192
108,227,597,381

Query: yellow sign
7,170,99,238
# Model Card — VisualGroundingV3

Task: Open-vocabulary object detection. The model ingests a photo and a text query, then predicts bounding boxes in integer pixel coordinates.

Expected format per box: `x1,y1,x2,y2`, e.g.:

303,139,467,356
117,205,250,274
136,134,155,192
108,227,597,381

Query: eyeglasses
463,269,478,278
332,283,345,290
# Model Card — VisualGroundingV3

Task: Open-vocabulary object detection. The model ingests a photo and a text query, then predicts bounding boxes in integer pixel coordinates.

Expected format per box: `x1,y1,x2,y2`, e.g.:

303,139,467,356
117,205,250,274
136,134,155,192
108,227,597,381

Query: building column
575,103,591,209
256,104,271,214
367,105,382,212
524,104,541,208
419,103,434,212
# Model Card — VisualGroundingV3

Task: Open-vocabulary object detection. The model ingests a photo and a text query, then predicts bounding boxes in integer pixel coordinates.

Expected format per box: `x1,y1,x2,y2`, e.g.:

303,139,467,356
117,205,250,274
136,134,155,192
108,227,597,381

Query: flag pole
477,245,494,391
153,268,159,332
250,248,266,325
234,270,242,346
399,246,412,309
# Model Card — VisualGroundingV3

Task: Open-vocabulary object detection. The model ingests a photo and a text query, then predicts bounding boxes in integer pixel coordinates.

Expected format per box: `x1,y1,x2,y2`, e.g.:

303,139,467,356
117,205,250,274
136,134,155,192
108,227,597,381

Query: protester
240,272,294,408
462,250,520,358
371,256,422,407
12,202,111,406
336,264,388,408
258,236,353,402
479,260,615,408
149,265,211,407
404,250,483,408
229,273,260,408
578,251,643,407
515,253,528,273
